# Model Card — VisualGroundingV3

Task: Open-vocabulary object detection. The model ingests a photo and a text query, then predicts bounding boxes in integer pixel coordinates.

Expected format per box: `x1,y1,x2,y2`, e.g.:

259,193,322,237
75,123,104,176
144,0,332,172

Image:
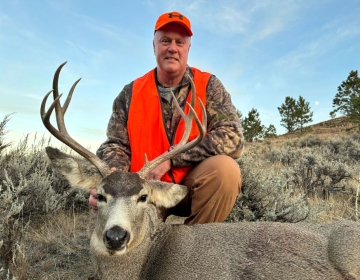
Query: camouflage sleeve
171,75,245,167
96,83,132,172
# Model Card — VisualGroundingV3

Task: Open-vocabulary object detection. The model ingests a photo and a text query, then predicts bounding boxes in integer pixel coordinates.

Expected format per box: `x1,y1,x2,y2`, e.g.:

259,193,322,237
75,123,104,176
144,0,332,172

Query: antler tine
173,72,197,146
185,72,196,115
41,62,110,178
51,62,82,133
52,61,67,133
137,75,207,180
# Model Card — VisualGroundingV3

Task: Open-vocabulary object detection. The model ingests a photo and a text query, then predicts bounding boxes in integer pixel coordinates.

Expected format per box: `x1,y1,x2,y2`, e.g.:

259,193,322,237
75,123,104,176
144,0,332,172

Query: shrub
298,135,322,148
0,120,88,277
0,114,12,155
226,153,327,223
266,137,356,197
227,134,359,223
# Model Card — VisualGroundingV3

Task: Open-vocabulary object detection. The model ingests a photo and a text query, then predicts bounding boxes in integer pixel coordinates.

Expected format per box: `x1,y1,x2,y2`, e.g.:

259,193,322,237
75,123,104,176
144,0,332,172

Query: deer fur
46,146,360,280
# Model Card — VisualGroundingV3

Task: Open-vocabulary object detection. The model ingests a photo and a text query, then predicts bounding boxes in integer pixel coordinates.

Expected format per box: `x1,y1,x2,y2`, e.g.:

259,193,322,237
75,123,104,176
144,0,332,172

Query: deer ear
46,146,103,190
146,181,188,208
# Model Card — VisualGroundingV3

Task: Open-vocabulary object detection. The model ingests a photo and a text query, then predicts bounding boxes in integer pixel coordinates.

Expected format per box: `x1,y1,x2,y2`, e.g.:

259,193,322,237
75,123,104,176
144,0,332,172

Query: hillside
270,116,358,142
244,116,359,152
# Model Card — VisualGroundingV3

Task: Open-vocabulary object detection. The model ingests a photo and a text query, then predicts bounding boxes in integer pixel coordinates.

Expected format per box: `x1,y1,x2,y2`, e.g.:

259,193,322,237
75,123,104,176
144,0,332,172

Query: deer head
41,62,206,255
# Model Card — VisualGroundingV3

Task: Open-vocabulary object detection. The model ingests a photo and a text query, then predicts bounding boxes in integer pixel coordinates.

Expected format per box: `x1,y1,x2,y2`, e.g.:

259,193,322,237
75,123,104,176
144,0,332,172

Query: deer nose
104,225,128,250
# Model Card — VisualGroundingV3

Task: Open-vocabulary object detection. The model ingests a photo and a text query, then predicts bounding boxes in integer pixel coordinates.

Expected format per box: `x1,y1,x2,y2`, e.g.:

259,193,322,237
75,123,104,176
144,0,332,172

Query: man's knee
182,154,242,195
182,155,242,224
202,155,241,190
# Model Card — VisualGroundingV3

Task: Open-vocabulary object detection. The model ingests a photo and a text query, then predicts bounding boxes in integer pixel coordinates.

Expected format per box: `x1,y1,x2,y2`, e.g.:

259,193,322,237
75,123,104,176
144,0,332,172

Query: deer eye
96,194,107,203
138,195,148,203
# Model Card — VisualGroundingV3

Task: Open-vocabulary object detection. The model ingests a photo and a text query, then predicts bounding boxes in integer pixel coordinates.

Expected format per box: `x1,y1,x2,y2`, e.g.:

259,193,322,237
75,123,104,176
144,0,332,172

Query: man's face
153,23,191,78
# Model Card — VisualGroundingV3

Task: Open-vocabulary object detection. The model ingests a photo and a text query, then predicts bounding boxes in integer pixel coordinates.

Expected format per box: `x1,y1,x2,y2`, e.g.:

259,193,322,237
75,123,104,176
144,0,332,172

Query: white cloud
24,94,43,100
64,39,110,62
72,13,142,46
177,0,300,41
247,1,299,43
274,7,360,75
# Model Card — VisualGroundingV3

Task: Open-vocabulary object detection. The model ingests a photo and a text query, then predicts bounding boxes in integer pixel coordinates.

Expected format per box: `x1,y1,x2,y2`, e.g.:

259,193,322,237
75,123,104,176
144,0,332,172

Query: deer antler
41,62,110,178
137,74,207,179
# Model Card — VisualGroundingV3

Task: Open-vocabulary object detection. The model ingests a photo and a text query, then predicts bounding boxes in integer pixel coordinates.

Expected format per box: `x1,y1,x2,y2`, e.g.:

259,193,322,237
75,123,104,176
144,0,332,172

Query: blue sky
1,0,359,152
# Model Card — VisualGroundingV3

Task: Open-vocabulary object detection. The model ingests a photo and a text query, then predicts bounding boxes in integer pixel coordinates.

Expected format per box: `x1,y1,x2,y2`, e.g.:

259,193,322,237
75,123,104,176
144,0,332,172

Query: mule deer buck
42,62,360,280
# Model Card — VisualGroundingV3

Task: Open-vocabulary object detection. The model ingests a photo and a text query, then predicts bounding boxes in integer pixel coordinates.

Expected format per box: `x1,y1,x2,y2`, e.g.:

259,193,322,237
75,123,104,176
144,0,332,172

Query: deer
41,62,360,280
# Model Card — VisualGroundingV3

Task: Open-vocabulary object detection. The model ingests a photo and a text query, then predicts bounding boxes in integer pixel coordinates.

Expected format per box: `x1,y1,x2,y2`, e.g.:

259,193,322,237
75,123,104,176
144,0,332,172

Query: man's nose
168,41,177,52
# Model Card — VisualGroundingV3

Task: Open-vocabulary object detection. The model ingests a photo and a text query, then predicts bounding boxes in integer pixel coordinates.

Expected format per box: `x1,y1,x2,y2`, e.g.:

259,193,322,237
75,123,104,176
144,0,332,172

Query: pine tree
330,70,360,122
264,124,277,139
242,108,265,142
294,96,313,134
278,96,297,133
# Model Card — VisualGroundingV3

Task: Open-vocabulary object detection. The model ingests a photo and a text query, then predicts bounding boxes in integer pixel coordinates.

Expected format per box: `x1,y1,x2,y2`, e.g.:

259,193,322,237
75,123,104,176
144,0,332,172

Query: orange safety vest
128,67,211,183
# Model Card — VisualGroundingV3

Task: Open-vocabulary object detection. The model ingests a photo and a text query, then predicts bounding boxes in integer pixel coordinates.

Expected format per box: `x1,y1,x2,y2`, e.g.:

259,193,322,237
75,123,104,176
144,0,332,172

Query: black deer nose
104,225,128,250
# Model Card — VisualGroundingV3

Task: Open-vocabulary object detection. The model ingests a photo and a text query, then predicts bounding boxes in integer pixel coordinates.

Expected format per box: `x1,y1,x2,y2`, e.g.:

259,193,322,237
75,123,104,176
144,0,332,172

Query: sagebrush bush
0,115,12,156
226,152,327,223
227,134,360,223
298,135,322,148
0,117,88,277
267,135,357,196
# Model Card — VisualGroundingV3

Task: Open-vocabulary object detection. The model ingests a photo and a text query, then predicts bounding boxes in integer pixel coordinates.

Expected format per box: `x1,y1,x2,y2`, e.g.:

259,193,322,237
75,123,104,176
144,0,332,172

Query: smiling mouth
165,57,178,61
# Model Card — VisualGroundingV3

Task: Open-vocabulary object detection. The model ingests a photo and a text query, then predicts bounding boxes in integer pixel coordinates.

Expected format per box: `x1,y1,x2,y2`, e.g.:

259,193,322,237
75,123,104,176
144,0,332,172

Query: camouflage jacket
96,66,245,172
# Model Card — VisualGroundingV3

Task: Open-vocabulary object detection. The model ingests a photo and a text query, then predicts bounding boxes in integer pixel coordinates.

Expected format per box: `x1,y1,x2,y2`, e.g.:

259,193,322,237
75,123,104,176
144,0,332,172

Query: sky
1,0,360,152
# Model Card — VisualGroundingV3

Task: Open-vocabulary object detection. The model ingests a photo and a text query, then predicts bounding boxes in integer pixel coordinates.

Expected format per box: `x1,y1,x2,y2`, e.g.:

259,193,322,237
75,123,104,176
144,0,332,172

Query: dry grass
10,211,94,280
311,193,356,222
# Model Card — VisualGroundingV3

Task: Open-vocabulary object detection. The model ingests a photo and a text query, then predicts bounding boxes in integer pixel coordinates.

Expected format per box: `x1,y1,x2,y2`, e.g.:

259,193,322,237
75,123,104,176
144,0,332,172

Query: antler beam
40,62,110,178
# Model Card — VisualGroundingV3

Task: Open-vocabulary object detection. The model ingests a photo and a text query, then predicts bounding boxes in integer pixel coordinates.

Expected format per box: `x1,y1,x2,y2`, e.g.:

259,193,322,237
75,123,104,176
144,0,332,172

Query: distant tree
264,124,277,139
294,96,313,134
330,70,360,122
278,96,297,133
242,108,265,142
236,109,243,120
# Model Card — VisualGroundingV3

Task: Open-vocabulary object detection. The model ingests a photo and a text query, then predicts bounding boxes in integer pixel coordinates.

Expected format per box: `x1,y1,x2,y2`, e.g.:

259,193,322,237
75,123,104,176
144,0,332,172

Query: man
90,11,245,225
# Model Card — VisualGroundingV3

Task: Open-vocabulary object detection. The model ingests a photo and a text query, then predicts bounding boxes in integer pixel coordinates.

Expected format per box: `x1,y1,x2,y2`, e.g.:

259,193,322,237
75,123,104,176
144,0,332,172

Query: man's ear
46,146,103,190
145,181,188,208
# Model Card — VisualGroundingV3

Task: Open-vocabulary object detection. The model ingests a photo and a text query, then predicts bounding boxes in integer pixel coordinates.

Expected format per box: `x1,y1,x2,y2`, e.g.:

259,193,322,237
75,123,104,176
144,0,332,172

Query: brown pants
167,155,242,225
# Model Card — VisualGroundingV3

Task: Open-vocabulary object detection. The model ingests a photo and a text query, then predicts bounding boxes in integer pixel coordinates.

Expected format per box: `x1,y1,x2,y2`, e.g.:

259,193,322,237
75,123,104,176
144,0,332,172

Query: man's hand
89,188,98,210
146,159,171,181
89,167,117,210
